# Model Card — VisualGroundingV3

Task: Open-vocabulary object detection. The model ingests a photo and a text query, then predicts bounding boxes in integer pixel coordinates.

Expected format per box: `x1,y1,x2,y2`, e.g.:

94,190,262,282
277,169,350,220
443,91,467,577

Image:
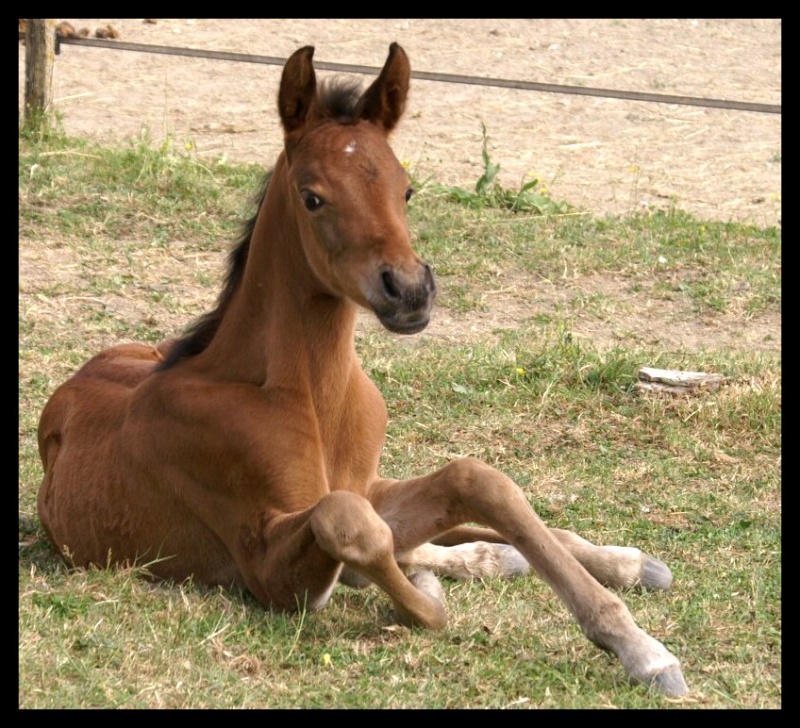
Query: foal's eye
404,187,415,204
301,191,325,212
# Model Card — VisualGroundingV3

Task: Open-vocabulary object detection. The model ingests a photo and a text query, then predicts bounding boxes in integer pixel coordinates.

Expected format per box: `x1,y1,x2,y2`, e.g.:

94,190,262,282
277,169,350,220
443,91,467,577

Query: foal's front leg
367,458,689,697
241,492,446,629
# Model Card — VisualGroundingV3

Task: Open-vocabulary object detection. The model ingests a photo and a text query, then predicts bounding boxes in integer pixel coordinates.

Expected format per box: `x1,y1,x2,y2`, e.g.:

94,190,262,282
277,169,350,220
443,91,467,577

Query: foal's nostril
381,271,401,301
423,263,436,295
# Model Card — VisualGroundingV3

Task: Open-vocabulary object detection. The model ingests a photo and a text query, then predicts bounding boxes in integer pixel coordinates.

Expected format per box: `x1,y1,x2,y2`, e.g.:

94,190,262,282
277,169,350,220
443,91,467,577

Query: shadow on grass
18,516,66,576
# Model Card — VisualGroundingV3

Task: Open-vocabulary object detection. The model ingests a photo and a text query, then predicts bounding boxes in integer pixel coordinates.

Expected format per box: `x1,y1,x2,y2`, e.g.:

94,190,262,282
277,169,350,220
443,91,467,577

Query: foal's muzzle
372,263,437,334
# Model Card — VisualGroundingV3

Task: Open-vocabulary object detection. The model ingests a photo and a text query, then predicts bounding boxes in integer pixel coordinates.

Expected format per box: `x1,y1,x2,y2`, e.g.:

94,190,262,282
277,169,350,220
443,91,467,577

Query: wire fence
25,33,781,116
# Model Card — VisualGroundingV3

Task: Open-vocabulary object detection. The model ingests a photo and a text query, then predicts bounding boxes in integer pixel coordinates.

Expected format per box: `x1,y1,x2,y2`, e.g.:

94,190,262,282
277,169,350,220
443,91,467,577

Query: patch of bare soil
19,19,781,352
358,275,781,355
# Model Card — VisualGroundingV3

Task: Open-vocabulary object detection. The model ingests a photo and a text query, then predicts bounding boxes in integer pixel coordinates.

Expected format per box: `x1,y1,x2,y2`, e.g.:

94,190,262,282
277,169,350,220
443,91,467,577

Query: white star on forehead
343,140,357,154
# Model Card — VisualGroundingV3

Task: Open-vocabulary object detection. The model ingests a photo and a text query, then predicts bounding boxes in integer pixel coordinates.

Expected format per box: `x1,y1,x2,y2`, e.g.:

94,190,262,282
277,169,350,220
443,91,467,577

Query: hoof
497,544,530,578
647,665,690,697
639,556,673,590
390,570,447,629
408,569,444,603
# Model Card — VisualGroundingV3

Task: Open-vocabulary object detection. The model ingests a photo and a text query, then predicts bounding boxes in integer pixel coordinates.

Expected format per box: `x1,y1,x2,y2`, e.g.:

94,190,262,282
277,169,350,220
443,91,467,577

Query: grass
19,127,781,709
431,123,575,216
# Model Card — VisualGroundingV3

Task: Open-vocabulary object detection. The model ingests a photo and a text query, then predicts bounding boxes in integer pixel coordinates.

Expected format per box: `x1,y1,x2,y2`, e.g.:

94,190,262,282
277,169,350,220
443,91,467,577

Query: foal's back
37,341,244,584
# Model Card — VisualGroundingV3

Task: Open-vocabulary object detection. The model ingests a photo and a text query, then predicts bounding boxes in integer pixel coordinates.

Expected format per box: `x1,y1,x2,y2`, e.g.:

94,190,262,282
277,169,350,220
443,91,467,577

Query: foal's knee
310,491,394,567
442,457,506,494
444,456,489,482
442,457,529,510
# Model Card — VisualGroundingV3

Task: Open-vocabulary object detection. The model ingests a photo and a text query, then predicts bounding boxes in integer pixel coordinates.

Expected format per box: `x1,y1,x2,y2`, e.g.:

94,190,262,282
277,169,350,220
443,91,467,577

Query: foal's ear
357,43,410,132
278,45,318,135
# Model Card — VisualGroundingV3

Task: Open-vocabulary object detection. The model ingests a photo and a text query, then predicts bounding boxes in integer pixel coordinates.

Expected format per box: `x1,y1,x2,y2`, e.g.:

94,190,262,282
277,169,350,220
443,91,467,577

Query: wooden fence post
23,19,56,133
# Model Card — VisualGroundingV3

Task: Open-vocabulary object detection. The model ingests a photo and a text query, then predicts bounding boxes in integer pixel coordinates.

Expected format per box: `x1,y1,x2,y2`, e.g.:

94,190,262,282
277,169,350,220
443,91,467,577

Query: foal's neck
199,156,360,393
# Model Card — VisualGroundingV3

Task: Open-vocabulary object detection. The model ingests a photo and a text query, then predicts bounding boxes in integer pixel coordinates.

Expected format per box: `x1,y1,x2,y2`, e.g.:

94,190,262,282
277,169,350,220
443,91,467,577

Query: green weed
432,124,575,215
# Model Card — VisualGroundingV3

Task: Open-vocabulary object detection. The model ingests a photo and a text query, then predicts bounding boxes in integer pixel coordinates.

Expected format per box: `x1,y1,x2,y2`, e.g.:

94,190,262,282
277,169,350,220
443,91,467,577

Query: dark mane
157,78,365,372
156,171,271,371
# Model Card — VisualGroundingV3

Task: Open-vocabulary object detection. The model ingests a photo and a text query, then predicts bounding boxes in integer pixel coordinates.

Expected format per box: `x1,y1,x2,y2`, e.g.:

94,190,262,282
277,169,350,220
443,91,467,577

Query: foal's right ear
357,42,410,133
278,45,318,136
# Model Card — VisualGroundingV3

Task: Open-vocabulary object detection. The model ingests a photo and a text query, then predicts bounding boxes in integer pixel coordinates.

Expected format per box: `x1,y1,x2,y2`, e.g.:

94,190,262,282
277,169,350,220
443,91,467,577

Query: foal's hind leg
422,525,674,590
367,458,688,697
549,529,674,590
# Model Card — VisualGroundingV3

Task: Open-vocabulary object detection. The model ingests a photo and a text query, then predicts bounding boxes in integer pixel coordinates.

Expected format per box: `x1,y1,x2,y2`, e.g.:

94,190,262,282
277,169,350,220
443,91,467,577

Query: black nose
381,263,436,308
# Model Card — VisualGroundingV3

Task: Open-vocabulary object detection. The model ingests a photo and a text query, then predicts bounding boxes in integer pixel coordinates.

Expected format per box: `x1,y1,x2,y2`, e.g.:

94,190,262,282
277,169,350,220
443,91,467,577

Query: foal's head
278,43,436,334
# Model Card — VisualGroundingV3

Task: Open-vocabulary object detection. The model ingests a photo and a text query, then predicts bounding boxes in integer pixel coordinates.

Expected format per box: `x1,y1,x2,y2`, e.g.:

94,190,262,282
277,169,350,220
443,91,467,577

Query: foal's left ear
278,45,318,135
357,43,410,132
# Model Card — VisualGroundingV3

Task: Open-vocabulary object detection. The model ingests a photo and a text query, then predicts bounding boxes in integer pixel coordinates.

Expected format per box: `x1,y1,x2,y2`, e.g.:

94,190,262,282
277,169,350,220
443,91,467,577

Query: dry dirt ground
19,19,781,352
